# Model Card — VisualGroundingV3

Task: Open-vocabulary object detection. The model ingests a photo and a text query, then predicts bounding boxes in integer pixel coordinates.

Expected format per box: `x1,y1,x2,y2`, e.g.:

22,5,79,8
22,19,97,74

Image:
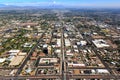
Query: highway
58,11,67,80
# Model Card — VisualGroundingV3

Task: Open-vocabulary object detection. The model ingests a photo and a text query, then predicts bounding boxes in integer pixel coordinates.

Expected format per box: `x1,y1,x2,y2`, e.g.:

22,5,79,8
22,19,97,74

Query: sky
0,0,120,8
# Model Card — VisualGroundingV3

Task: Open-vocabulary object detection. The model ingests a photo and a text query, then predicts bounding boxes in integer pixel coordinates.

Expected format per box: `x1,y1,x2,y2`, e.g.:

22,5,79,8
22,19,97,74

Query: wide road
15,30,46,77
1,74,120,79
61,26,67,80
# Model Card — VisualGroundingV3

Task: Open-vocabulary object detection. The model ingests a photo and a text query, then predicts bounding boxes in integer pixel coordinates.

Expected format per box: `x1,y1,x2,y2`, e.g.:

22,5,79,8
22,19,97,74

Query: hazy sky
1,0,120,8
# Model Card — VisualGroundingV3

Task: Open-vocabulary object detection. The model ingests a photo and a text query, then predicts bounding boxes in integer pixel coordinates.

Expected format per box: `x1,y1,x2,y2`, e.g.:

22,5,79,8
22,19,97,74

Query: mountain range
0,3,66,10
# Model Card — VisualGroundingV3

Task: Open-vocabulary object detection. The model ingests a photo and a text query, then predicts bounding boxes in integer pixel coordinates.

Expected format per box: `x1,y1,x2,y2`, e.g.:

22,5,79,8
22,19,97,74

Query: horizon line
0,2,120,8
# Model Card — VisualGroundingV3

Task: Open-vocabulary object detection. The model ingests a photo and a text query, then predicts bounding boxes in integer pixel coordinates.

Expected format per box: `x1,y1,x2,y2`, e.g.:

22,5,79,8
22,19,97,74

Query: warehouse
9,56,25,67
39,58,58,64
92,39,110,48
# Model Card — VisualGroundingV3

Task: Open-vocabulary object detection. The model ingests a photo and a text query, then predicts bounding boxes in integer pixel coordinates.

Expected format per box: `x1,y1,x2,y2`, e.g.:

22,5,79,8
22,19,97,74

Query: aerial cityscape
0,0,120,80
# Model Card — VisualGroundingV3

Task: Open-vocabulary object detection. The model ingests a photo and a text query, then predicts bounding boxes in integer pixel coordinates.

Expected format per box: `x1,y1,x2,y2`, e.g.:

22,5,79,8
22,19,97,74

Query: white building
0,58,6,63
92,39,110,48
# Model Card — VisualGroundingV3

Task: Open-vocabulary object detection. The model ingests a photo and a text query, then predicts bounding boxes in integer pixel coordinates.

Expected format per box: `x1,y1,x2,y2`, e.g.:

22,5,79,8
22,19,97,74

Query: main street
61,23,67,80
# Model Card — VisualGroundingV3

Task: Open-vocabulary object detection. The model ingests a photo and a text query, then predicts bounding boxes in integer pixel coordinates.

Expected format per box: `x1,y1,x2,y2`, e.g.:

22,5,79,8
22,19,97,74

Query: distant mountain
0,4,7,7
18,4,66,9
47,4,65,8
0,3,66,9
